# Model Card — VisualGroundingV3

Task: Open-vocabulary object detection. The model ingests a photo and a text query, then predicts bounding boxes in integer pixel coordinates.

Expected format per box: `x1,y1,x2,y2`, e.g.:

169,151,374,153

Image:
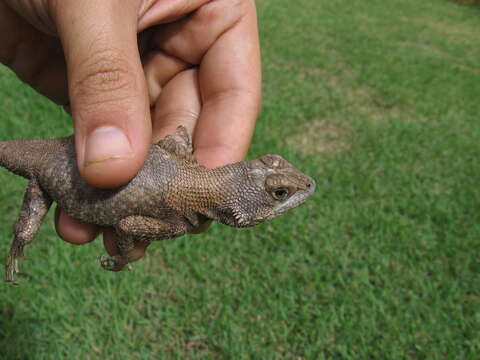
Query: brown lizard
0,126,315,283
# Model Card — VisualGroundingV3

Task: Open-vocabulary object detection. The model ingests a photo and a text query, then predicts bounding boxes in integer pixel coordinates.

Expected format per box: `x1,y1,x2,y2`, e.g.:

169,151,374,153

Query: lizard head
218,154,316,227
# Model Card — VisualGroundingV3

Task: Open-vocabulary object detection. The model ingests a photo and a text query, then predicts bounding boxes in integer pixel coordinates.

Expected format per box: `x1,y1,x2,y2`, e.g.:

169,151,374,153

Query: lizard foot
100,255,128,272
5,254,20,285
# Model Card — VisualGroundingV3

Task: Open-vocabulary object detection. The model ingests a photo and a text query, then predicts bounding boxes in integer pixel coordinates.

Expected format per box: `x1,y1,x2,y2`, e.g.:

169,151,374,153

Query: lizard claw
99,255,127,272
5,256,19,285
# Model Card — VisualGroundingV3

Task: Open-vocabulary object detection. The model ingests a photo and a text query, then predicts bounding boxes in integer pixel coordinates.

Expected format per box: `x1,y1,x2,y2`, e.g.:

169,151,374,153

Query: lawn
0,0,479,358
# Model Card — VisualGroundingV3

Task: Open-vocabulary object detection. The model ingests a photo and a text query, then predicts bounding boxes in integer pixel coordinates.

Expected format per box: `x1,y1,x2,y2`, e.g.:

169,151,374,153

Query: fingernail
84,126,133,167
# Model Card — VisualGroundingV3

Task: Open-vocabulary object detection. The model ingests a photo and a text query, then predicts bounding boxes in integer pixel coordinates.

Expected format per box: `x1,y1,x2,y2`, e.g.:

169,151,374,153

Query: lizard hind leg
99,233,136,272
5,180,52,284
99,215,190,272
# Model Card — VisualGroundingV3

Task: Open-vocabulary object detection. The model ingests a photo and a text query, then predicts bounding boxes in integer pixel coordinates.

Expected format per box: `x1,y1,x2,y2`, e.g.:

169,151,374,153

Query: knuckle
206,86,260,107
157,108,199,123
233,0,257,15
72,49,137,104
197,0,252,26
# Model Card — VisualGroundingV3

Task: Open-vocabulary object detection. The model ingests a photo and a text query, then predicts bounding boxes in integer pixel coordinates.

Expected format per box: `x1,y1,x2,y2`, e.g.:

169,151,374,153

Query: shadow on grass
452,0,480,9
0,302,46,359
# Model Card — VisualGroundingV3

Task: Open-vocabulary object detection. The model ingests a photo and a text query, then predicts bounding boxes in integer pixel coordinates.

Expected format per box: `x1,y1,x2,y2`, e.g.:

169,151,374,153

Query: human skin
0,0,261,261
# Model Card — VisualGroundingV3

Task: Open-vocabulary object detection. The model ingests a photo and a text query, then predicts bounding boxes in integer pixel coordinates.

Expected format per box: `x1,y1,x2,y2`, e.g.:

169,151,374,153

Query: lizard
0,126,315,283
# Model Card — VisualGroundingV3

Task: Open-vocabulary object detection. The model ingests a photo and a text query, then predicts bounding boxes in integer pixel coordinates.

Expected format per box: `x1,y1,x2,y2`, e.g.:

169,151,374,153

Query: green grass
0,0,479,358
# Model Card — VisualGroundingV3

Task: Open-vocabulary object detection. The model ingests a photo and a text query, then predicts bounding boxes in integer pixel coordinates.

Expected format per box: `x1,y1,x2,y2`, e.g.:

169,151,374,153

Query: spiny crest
155,126,197,164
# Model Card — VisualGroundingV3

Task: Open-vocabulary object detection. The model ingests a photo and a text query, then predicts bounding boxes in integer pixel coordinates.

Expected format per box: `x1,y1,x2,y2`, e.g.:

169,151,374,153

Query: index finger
150,0,261,168
194,0,261,168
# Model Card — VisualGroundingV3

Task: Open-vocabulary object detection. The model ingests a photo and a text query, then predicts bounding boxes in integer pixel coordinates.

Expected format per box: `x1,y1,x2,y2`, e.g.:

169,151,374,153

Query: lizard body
0,126,315,283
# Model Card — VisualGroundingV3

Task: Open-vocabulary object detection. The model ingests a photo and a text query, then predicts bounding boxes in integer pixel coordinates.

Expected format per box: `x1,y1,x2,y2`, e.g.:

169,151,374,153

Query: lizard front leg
100,215,190,272
5,180,52,284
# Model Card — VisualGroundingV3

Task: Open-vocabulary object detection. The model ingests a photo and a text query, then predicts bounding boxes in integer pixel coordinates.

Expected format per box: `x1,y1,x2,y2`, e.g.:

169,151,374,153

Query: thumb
52,0,151,188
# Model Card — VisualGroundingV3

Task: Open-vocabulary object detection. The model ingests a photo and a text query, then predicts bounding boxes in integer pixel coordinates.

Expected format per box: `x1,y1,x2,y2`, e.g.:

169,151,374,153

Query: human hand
0,0,261,262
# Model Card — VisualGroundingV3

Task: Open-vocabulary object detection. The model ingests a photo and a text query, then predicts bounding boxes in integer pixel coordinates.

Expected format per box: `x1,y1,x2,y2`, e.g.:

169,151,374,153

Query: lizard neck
179,161,249,222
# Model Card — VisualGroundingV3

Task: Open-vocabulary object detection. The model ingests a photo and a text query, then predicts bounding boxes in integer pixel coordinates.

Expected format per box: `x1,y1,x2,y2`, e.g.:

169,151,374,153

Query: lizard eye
272,187,290,201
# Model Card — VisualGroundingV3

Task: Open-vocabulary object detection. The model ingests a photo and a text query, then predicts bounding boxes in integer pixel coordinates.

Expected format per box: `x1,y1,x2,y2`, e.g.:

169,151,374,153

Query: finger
151,0,261,168
189,219,213,234
138,0,211,29
151,68,201,142
0,2,68,104
195,0,261,168
150,0,248,64
55,207,100,244
103,231,150,262
142,50,190,106
51,0,151,188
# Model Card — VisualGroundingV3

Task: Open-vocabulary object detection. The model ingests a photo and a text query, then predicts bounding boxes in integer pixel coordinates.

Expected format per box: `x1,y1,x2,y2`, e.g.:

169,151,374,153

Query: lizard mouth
273,178,316,214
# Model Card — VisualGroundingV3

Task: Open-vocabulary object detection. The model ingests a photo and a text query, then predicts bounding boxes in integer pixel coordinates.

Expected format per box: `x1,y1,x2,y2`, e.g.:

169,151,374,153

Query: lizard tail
0,137,70,179
0,139,40,179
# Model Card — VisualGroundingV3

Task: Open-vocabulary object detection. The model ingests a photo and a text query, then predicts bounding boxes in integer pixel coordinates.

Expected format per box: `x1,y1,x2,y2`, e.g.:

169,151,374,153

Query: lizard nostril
305,180,315,191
